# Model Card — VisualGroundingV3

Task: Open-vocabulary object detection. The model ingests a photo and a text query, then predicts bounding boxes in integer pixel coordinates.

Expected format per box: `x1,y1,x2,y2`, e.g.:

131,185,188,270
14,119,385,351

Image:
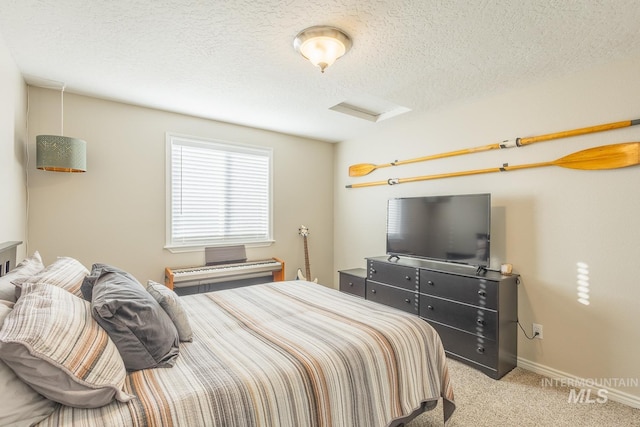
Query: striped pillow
0,283,132,408
12,256,88,298
0,301,56,426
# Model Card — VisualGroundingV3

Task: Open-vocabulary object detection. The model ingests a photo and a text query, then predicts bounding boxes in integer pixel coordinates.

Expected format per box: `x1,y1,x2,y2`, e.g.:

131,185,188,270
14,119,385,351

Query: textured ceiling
1,0,639,142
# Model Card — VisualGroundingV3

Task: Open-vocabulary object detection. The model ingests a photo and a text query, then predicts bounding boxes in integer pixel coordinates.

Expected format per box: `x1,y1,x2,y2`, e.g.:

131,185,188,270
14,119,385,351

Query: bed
0,244,455,427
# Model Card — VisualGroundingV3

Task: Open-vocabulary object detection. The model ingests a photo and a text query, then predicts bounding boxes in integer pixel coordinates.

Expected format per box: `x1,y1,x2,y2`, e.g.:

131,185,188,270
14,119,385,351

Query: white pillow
0,251,44,302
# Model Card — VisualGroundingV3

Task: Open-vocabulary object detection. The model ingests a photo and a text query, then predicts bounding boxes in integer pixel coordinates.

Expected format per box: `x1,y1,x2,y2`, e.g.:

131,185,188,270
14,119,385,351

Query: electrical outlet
532,323,543,339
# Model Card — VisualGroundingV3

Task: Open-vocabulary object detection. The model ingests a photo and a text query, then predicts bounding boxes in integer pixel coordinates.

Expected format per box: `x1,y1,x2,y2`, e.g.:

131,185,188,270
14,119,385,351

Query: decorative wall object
348,118,640,177
345,142,640,188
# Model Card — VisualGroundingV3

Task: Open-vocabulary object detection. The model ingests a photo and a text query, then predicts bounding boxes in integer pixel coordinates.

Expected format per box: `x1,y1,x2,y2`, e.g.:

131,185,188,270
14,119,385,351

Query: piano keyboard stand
165,257,284,295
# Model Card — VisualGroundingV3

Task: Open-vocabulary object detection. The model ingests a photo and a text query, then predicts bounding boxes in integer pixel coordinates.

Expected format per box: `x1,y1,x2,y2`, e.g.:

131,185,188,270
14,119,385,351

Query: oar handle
397,161,555,182
518,119,637,146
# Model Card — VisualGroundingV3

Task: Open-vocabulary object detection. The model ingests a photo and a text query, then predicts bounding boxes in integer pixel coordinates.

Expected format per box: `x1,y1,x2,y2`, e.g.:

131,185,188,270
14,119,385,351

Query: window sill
164,240,275,254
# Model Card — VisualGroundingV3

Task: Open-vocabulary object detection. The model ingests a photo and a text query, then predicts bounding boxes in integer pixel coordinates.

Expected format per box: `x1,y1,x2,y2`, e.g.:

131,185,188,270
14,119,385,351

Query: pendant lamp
36,87,87,173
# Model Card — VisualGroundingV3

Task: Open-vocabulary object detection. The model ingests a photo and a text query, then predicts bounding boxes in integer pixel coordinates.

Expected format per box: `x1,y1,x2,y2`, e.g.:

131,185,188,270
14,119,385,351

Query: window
166,133,272,251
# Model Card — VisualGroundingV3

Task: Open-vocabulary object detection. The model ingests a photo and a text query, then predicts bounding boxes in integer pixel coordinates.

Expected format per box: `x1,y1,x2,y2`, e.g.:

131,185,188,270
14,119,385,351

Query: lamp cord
60,85,66,136
25,86,31,254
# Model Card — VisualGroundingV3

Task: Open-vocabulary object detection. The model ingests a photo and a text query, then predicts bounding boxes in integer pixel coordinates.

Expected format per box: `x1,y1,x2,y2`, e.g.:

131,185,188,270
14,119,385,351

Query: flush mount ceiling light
293,26,352,73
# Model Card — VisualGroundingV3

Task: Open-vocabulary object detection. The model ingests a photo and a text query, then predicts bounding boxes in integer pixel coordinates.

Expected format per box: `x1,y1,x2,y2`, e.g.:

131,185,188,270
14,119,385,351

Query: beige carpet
406,358,640,427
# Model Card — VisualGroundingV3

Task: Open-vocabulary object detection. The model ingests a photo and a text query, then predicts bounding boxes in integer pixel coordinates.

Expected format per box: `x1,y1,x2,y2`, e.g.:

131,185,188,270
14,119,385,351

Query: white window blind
166,134,272,250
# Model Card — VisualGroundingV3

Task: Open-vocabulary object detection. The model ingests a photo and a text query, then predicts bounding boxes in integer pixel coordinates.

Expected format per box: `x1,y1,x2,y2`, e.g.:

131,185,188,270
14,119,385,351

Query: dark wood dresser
340,256,518,379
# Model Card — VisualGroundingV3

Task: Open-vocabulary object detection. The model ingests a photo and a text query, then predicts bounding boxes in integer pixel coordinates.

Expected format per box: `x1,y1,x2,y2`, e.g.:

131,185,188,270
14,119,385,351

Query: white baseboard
517,357,640,409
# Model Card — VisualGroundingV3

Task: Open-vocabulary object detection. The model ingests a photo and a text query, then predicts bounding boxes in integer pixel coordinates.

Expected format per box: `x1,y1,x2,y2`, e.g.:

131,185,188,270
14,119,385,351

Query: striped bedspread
38,280,455,426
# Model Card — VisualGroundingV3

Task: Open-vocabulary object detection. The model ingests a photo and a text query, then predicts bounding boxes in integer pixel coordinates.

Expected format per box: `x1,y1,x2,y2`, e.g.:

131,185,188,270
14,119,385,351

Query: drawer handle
371,289,376,294
476,346,485,354
405,275,411,281
478,290,486,297
348,282,354,287
371,268,377,274
427,280,434,286
427,305,434,310
404,298,411,303
476,318,485,326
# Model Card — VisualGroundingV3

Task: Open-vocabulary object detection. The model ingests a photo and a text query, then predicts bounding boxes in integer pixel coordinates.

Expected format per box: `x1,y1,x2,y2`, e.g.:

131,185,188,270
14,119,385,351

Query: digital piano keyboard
164,257,285,291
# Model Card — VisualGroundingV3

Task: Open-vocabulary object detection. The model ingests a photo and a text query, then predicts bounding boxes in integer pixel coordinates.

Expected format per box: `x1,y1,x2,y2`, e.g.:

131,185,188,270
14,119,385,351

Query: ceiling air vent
329,96,411,122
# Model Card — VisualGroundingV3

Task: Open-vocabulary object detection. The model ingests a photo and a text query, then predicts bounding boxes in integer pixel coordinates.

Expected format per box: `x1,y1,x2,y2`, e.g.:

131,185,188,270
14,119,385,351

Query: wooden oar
348,118,640,177
345,142,640,188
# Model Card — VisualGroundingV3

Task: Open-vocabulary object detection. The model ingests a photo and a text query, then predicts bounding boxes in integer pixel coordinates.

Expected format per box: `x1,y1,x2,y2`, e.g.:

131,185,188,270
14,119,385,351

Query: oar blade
348,163,377,177
555,142,640,170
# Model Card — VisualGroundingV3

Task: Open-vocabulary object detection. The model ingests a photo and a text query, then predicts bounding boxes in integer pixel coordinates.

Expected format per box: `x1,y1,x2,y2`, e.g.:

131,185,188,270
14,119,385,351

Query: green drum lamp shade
36,135,87,173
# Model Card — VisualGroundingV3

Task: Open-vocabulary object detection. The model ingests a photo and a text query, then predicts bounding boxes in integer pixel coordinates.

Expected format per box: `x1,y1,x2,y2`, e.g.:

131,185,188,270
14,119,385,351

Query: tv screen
386,193,491,266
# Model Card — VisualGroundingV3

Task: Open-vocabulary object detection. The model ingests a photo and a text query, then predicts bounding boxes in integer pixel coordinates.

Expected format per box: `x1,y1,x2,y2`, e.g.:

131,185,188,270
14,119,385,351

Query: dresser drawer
367,280,419,315
368,260,419,292
426,321,498,370
420,295,497,340
339,270,366,298
420,270,498,309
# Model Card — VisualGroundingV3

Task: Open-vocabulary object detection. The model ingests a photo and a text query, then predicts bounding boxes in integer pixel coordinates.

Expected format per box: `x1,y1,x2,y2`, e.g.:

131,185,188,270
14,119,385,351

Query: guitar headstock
298,225,309,237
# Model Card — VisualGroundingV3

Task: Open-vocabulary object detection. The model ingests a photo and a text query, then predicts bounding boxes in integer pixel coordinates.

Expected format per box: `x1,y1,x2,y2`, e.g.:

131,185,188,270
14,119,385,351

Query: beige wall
335,56,640,404
26,89,334,286
14,32,640,406
0,34,27,260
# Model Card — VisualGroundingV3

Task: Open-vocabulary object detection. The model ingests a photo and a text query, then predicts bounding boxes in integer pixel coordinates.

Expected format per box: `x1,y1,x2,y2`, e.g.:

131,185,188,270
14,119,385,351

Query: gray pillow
89,264,180,371
0,251,44,302
147,280,193,342
80,262,107,301
0,301,57,425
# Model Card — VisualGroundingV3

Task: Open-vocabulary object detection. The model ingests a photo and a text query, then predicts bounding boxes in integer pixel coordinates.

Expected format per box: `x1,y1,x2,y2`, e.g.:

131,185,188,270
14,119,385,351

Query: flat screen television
386,193,491,267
